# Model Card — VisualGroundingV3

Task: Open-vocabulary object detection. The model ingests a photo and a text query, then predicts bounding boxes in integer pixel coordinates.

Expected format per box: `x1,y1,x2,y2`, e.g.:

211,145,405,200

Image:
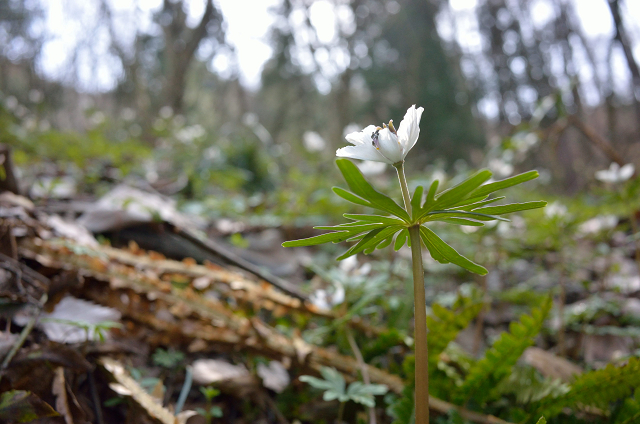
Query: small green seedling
300,366,388,422
196,386,223,423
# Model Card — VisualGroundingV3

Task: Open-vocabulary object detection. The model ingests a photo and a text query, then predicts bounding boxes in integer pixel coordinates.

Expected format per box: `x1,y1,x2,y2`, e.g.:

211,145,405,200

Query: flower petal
376,127,404,163
345,125,378,146
619,163,635,181
336,145,391,164
397,105,424,153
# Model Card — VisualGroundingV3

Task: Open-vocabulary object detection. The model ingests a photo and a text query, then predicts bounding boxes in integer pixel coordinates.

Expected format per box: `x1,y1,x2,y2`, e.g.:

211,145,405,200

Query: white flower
336,105,424,165
595,163,635,183
577,215,618,236
544,201,568,219
303,131,327,152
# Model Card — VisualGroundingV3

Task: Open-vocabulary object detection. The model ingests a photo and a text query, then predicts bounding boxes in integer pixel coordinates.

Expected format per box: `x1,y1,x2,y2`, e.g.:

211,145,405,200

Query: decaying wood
20,237,383,335
17,236,512,424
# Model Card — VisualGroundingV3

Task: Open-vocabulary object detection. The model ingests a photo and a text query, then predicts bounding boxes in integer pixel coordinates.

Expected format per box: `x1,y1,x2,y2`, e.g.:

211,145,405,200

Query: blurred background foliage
1,0,639,206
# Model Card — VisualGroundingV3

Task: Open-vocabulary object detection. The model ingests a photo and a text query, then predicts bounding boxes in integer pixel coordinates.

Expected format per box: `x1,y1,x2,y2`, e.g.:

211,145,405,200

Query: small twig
88,370,105,424
345,327,376,424
1,293,47,370
567,115,626,166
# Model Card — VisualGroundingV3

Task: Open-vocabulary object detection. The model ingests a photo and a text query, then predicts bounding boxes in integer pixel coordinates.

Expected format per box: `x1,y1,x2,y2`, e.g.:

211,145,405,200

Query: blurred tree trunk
607,0,640,128
160,0,221,114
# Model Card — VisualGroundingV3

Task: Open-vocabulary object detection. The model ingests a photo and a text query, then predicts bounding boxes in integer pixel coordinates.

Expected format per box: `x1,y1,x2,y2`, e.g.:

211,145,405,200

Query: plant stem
337,401,345,424
408,225,429,424
394,161,429,423
395,162,412,216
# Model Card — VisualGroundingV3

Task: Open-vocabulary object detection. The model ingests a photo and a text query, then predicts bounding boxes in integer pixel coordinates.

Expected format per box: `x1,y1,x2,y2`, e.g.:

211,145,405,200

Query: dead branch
18,236,512,424
566,115,626,166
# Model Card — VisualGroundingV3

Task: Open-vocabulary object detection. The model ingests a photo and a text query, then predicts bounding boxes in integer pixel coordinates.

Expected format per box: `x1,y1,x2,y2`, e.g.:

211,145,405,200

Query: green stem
337,401,345,423
395,161,412,217
395,162,429,423
408,225,429,424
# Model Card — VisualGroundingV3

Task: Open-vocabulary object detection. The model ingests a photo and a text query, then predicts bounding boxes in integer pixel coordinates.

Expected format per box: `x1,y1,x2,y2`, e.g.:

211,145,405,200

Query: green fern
387,385,415,424
612,389,640,424
427,294,484,372
453,297,552,405
534,357,640,418
493,365,569,405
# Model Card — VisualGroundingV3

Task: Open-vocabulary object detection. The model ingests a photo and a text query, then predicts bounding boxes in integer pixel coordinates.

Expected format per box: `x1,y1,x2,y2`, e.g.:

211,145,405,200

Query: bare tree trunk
607,0,640,128
161,0,221,114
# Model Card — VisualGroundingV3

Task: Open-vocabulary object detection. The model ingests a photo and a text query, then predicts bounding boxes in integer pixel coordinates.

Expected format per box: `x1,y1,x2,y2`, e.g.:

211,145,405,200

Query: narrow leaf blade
470,170,539,198
473,201,547,215
419,226,487,275
283,231,350,247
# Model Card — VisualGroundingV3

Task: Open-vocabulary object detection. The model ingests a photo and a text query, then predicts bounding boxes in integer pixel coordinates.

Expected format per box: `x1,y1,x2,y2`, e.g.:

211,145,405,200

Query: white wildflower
337,105,424,165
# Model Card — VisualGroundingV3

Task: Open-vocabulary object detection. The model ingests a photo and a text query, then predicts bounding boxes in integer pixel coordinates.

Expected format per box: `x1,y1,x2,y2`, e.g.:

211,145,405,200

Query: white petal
397,105,424,153
336,145,391,164
345,125,378,145
376,128,404,163
619,164,635,181
595,170,615,183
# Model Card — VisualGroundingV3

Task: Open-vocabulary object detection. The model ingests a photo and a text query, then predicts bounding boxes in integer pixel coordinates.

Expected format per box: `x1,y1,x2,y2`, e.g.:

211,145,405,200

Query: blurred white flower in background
595,163,635,183
578,215,618,236
544,201,568,219
356,160,386,176
488,157,514,178
303,131,327,152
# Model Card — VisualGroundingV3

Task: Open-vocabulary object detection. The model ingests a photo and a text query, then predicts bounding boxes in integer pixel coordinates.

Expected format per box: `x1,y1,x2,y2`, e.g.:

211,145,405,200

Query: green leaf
376,235,395,250
422,210,509,222
451,196,504,211
438,218,485,226
0,391,59,423
343,214,405,225
427,169,493,212
313,223,387,232
469,170,539,198
536,417,547,424
333,187,371,207
394,229,408,250
425,180,439,206
336,159,410,221
472,201,547,215
411,185,424,216
337,226,402,260
346,382,388,407
419,226,488,275
282,231,351,247
300,367,346,396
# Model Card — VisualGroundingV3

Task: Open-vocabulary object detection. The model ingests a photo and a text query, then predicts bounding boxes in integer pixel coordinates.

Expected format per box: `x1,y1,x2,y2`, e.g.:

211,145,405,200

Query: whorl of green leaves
453,297,552,405
534,356,640,419
282,159,545,274
427,295,484,372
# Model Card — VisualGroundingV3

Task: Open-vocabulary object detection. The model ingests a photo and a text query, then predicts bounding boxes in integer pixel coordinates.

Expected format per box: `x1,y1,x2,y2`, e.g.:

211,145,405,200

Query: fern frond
427,295,484,372
612,389,640,424
453,297,552,405
534,357,640,418
388,385,415,424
